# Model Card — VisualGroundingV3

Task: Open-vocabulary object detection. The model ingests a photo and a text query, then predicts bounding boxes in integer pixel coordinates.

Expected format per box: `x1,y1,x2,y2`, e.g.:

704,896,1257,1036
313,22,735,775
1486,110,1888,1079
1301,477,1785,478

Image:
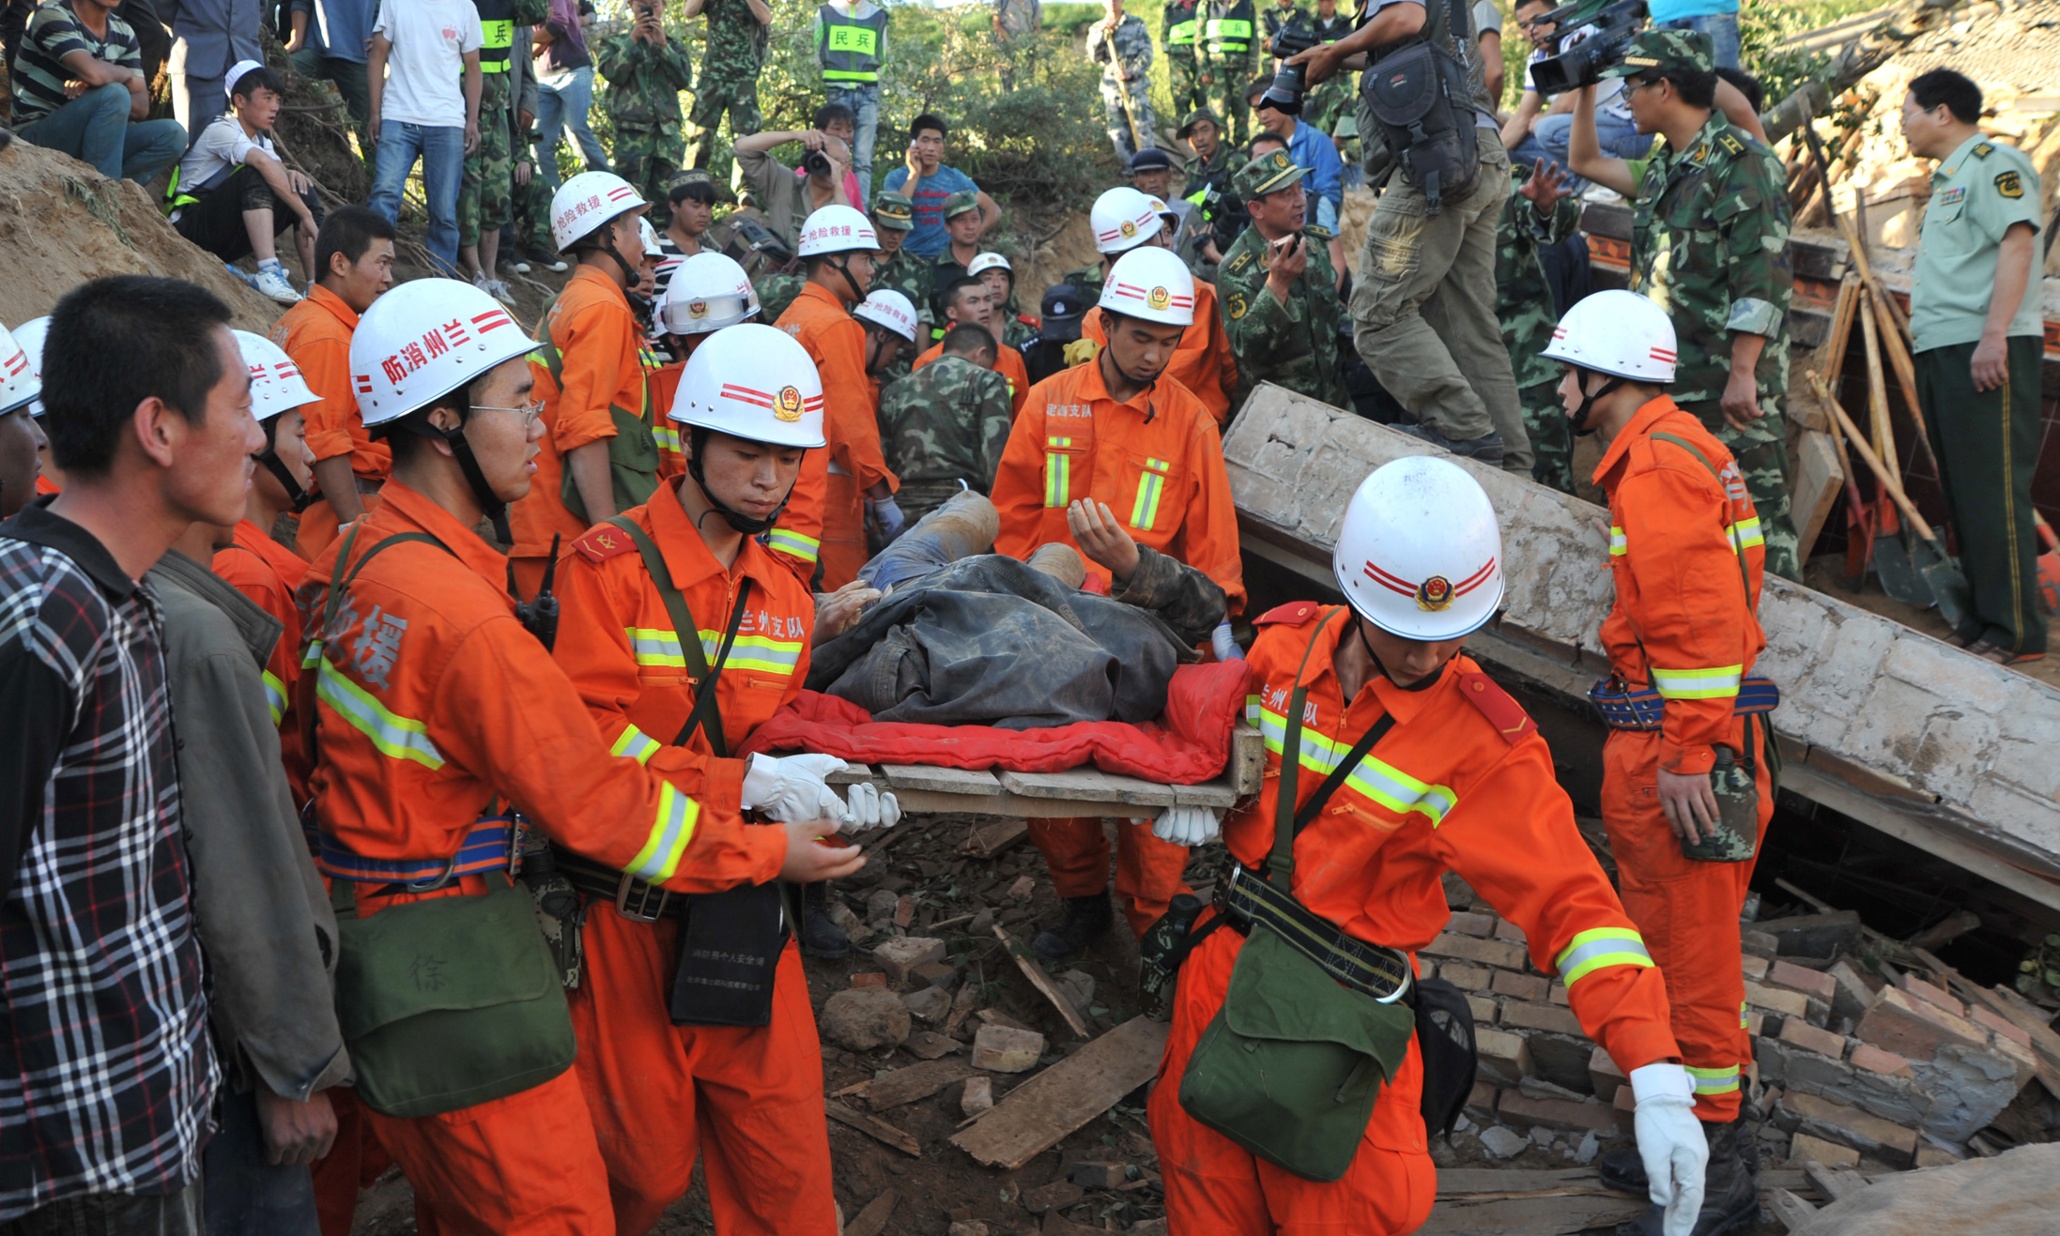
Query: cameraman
1500,0,1651,192
733,124,857,251
1568,29,1799,581
1286,0,1529,473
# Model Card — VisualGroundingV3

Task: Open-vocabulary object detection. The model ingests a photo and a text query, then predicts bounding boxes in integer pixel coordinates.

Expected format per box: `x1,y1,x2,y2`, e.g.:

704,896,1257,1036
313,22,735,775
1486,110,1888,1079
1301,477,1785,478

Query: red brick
1438,962,1492,991
1588,1045,1627,1100
1777,1016,1848,1060
1848,1043,1913,1077
1548,982,1570,1006
1445,910,1495,938
1767,959,1838,1003
1787,1133,1860,1168
1475,1028,1534,1086
1466,994,1499,1025
1493,918,1526,944
851,972,887,988
1896,972,1966,1019
1495,1091,1620,1134
1744,980,1810,1020
1466,1083,1500,1114
1500,1000,1584,1037
1490,970,1549,1001
1424,932,1528,970
1741,954,1770,981
1855,986,1987,1061
1611,1084,1635,1113
1968,1003,2033,1047
1779,1091,1919,1166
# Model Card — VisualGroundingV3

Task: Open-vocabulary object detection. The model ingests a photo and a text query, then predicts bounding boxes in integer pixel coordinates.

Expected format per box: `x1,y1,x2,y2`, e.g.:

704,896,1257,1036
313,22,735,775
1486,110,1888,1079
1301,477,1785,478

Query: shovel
2035,510,2060,616
1820,384,1975,633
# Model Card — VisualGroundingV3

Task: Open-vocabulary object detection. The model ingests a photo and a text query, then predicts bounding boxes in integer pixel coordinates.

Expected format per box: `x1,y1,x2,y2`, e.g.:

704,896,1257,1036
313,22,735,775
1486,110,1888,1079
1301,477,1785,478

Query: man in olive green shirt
1903,67,2046,663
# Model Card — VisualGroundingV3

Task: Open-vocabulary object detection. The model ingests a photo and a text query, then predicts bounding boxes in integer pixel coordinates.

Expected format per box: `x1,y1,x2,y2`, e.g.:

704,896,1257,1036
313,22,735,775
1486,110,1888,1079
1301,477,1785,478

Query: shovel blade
1871,529,1931,607
1909,532,1975,633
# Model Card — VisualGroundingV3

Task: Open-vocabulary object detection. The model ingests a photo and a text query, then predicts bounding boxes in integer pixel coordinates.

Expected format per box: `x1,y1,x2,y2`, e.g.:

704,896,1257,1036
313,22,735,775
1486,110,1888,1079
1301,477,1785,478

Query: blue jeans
202,1085,321,1236
1655,12,1741,69
1511,109,1651,194
16,82,186,183
535,65,610,188
824,82,879,207
370,122,465,277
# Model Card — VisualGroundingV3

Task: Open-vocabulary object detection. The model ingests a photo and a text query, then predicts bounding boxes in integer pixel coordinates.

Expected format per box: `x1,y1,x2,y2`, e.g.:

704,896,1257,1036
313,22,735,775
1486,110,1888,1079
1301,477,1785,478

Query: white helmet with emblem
1097,246,1194,328
967,251,1012,279
349,278,536,428
1333,456,1505,642
1540,289,1677,383
668,323,827,449
550,170,648,253
852,289,919,343
1090,187,1164,255
638,216,664,258
796,204,881,257
0,319,44,418
662,252,760,336
232,329,319,422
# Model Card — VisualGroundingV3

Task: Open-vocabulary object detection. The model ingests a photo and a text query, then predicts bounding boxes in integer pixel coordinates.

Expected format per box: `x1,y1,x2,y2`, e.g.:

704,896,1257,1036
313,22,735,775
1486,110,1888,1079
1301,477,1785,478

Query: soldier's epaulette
1973,141,1995,159
573,522,639,564
1224,249,1257,277
1456,670,1537,745
1717,132,1745,156
1254,600,1323,626
1305,223,1334,240
1016,313,1038,327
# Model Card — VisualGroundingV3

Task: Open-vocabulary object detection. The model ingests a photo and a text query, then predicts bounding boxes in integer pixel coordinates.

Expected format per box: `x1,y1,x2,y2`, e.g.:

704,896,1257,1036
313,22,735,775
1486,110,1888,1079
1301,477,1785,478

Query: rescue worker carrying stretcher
300,278,858,1235
1544,290,1776,1236
1143,456,1710,1236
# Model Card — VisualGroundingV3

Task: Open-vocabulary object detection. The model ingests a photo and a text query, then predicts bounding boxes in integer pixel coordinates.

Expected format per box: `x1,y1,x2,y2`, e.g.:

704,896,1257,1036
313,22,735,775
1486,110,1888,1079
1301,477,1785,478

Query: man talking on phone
1213,149,1347,408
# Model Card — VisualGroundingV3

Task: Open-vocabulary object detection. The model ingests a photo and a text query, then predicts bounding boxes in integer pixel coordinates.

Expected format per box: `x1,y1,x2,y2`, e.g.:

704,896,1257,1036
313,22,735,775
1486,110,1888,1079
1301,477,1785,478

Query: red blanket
741,661,1255,785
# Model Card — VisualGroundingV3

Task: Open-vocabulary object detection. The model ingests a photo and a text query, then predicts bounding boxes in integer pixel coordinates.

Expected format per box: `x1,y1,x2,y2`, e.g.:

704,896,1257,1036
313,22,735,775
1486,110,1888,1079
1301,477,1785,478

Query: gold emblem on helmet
775,386,803,421
1147,286,1170,310
1416,575,1453,611
687,300,708,319
1119,219,1138,239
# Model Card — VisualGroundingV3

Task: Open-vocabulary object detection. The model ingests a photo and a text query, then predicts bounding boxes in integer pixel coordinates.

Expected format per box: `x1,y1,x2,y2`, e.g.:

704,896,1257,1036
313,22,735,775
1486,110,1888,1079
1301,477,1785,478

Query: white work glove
1630,1062,1708,1236
868,496,907,540
740,753,848,823
840,780,902,832
1150,805,1223,846
1210,621,1244,662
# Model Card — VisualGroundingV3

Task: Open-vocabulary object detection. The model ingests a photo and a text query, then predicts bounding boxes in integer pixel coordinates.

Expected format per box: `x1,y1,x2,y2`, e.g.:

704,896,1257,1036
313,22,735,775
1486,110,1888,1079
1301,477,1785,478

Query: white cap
668,323,827,449
796,204,880,258
1091,186,1164,255
225,58,267,98
1332,457,1505,642
550,170,648,253
661,252,760,336
1097,246,1195,327
3,317,48,418
1540,289,1677,383
967,252,1012,278
232,329,319,423
349,279,536,428
853,290,919,343
639,217,663,258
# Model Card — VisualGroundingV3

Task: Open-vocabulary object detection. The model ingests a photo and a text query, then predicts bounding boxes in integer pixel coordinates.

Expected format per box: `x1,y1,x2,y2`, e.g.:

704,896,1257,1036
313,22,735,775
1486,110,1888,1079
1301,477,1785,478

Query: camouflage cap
943,189,981,221
1600,28,1714,79
1233,148,1308,201
872,191,915,231
1178,107,1224,138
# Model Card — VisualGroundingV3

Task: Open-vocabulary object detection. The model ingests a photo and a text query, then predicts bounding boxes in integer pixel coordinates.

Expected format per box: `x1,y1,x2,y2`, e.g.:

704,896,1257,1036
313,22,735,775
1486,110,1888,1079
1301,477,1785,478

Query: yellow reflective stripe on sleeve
626,626,689,668
315,657,445,769
301,638,323,671
1257,705,1457,826
1740,1000,1749,1029
1609,525,1628,556
1650,664,1744,700
767,528,821,563
652,425,682,454
1129,457,1170,530
261,670,288,725
1044,437,1073,508
1685,1064,1741,1095
610,723,661,766
623,781,701,882
1245,693,1262,726
1553,926,1655,986
1726,516,1764,551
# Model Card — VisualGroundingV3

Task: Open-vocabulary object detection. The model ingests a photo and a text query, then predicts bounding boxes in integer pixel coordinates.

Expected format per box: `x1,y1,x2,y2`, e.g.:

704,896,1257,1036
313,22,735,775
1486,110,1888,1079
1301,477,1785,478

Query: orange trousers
312,1089,394,1236
1027,816,1192,939
820,470,866,592
363,1068,615,1236
1600,725,1774,1124
567,911,837,1236
1147,924,1440,1234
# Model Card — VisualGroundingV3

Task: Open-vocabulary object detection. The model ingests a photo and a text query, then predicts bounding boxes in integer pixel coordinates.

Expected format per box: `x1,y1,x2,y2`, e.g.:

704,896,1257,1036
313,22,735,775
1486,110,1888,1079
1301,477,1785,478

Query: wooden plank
1767,1188,1820,1232
961,817,1030,858
1417,1194,1647,1234
1802,1159,1868,1203
950,1016,1169,1170
1170,778,1239,809
993,924,1092,1038
880,764,1003,795
1435,1169,1613,1196
843,1189,899,1236
826,763,875,788
1793,429,1844,567
865,1058,976,1111
998,767,1179,807
826,1101,921,1157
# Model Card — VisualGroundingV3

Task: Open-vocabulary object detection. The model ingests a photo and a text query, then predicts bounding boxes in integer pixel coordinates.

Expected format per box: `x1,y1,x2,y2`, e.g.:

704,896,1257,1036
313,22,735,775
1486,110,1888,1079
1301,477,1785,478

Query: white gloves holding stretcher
1151,805,1223,846
741,753,902,832
1630,1063,1708,1236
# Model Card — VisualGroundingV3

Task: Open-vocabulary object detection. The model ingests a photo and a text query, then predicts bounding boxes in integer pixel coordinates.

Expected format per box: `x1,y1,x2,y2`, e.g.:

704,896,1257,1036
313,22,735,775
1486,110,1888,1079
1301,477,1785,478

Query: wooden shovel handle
1811,375,1942,549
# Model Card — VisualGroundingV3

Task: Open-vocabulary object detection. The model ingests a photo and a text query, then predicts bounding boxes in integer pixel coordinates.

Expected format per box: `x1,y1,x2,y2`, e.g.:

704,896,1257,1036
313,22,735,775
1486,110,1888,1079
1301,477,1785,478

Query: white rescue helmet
662,252,760,336
852,289,919,343
1540,289,1677,383
0,318,44,418
550,170,648,253
232,329,319,423
967,251,1012,279
1098,246,1195,328
1332,456,1505,642
638,217,663,258
668,323,827,450
1091,186,1164,255
795,204,880,258
349,279,536,429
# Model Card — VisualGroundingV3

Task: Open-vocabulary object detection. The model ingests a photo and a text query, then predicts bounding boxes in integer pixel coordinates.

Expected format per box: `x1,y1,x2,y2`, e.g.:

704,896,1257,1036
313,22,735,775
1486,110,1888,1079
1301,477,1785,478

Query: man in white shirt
366,0,483,278
1499,0,1650,191
171,61,322,304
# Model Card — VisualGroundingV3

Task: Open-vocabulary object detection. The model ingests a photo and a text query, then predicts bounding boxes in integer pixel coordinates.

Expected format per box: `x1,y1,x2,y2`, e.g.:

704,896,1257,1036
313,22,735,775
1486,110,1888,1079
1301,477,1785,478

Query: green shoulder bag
534,296,661,523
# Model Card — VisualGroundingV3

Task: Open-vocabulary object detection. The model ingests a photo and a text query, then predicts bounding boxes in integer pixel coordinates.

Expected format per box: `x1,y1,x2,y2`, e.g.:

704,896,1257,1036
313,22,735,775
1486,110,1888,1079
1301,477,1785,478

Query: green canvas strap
604,515,752,759
1268,609,1342,886
302,527,455,764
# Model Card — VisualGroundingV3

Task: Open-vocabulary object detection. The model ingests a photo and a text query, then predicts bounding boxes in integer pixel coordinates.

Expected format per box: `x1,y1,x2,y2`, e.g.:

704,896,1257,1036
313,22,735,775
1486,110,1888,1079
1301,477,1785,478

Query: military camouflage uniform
871,192,932,378
1089,14,1157,163
460,72,517,247
1614,32,1797,579
1303,11,1354,136
596,26,694,215
684,0,769,168
1200,0,1258,147
1214,151,1346,408
877,353,1016,520
755,269,807,323
1496,164,1584,494
1164,0,1204,118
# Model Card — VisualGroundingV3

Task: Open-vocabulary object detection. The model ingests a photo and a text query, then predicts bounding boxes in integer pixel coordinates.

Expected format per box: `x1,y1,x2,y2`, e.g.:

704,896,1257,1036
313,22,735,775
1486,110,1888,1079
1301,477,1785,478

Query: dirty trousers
820,468,868,593
1147,924,1440,1234
568,912,837,1236
1600,724,1774,1124
1027,816,1192,938
1350,141,1528,474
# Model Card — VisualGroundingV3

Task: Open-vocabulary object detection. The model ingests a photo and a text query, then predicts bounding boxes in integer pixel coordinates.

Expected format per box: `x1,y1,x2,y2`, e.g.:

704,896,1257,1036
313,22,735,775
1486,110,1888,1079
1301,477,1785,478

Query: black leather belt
1217,864,1415,1006
557,851,688,922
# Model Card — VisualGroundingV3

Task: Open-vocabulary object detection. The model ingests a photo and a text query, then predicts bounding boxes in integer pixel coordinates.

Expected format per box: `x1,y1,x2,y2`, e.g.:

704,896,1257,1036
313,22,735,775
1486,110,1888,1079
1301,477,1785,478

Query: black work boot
1613,1116,1760,1236
1033,891,1114,961
799,883,853,960
1391,423,1507,466
1601,1108,1758,1195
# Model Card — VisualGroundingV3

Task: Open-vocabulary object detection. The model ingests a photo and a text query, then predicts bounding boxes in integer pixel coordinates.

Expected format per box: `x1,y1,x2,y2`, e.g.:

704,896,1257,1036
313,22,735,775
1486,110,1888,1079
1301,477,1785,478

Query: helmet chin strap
254,419,314,513
824,254,866,305
402,398,511,542
686,426,794,536
1565,367,1624,438
1356,617,1448,693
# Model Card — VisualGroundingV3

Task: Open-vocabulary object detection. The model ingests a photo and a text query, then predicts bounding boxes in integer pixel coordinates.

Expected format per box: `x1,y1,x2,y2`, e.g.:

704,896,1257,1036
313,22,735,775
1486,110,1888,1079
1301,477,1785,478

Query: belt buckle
615,871,670,922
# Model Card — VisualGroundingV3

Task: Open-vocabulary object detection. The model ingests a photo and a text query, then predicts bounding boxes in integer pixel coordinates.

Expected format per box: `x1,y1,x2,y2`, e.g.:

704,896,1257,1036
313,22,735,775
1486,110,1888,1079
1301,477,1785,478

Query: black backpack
1359,0,1482,214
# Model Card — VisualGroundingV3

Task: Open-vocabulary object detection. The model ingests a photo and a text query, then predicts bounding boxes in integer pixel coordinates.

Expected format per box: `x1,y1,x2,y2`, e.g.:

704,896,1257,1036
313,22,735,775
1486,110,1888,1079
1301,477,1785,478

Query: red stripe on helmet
1361,560,1417,597
721,383,774,409
472,310,513,333
1453,557,1498,595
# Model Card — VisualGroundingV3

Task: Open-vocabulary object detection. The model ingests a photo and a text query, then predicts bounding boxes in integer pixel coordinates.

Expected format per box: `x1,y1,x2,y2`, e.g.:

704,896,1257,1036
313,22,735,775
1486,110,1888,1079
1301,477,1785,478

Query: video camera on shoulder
1260,24,1322,116
1526,0,1648,95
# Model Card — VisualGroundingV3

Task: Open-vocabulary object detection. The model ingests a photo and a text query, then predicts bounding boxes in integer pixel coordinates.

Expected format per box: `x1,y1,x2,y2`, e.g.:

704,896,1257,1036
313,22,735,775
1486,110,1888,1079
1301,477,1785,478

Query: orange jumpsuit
1149,603,1680,1233
990,358,1246,937
776,282,897,590
1079,279,1239,426
551,480,833,1236
301,481,757,1236
274,285,389,558
912,335,1031,417
511,265,644,599
648,361,686,479
213,519,311,797
1594,396,1772,1125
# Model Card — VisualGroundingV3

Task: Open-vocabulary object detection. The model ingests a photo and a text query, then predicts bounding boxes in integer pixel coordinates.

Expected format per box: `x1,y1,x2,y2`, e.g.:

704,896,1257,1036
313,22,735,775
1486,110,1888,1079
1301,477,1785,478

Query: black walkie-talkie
514,533,563,651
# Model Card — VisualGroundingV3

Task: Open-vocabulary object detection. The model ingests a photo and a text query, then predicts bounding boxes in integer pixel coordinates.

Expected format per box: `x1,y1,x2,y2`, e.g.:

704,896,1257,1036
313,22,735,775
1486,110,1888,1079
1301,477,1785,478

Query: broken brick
1475,1027,1534,1087
1787,1132,1860,1168
1895,973,1965,1019
1424,932,1527,970
972,1024,1045,1073
1588,1046,1627,1101
1744,980,1811,1020
1967,1004,2032,1048
1848,1043,1912,1077
851,972,887,989
894,895,915,928
1741,954,1770,981
1548,982,1570,1007
1071,1160,1128,1190
1777,1017,1848,1060
1768,959,1838,1003
1006,876,1036,903
1779,1091,1919,1166
1495,1091,1620,1135
1466,995,1498,1025
1490,970,1549,1002
1466,1082,1500,1115
1493,919,1527,945
1445,910,1495,938
1855,986,1988,1061
872,936,947,985
1499,1000,1584,1037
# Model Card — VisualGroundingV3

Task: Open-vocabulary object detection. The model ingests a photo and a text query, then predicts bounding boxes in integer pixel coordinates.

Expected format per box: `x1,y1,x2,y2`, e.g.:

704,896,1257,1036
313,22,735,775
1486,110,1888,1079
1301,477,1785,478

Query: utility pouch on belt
1358,0,1479,213
1412,976,1478,1140
534,306,660,524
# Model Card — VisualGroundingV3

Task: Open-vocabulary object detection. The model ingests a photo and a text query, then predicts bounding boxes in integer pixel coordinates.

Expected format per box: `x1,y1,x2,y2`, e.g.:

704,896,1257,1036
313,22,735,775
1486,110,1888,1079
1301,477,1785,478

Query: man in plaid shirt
0,276,262,1229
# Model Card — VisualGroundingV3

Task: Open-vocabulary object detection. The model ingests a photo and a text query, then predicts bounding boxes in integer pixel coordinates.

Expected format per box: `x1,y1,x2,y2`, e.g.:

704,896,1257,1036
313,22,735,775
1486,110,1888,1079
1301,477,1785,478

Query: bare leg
478,228,501,281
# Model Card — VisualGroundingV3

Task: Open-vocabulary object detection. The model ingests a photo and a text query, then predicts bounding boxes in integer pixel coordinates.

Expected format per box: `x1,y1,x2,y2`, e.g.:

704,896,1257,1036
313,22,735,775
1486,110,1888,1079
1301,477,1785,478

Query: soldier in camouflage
1584,29,1799,578
1089,0,1158,163
865,192,932,378
878,323,1017,521
1302,0,1353,136
458,0,531,300
926,190,988,328
596,1,694,218
683,0,772,169
969,252,1038,350
1200,0,1258,147
1497,159,1584,494
1215,149,1346,407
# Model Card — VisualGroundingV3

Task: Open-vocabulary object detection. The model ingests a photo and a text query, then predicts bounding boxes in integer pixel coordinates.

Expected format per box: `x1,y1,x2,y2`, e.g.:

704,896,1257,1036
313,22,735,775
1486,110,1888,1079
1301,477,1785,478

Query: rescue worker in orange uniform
1147,456,1710,1236
301,278,867,1236
1543,291,1775,1236
273,206,398,558
1076,186,1239,425
990,244,1245,959
774,204,905,589
510,170,662,600
649,252,766,480
550,324,899,1235
909,276,1031,415
854,288,922,403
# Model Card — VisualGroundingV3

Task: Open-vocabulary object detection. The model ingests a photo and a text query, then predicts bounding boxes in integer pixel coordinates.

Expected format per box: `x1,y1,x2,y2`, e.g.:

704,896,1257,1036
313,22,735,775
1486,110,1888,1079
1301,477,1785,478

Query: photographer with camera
732,124,857,252
1500,0,1651,193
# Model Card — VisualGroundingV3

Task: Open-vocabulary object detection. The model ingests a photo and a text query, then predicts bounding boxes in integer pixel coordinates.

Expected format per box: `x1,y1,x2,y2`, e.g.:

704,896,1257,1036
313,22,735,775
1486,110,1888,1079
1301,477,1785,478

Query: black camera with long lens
1526,0,1647,94
1260,24,1321,115
800,149,833,176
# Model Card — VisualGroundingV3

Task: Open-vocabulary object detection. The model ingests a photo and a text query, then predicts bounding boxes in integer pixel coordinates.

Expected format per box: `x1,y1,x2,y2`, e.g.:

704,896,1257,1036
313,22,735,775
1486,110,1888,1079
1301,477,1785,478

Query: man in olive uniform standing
1201,0,1257,147
683,0,772,169
460,0,526,301
869,190,932,375
597,0,695,212
1164,0,1204,119
1089,0,1157,163
1215,149,1346,407
1498,158,1583,494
